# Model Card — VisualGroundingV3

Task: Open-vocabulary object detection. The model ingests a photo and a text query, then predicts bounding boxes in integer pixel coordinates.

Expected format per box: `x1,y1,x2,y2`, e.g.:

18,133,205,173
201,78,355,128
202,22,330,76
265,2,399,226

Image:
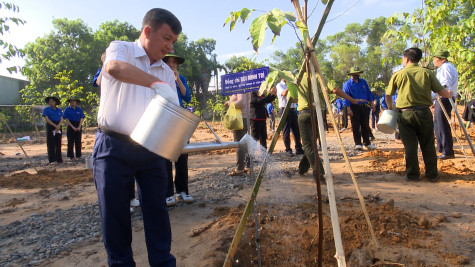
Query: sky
1,0,421,80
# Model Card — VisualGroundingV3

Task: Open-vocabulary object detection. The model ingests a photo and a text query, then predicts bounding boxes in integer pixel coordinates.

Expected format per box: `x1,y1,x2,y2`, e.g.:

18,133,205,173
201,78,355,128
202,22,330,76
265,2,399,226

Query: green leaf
249,15,268,52
287,82,299,99
267,9,287,37
240,8,254,23
295,21,309,42
284,12,296,22
321,0,329,4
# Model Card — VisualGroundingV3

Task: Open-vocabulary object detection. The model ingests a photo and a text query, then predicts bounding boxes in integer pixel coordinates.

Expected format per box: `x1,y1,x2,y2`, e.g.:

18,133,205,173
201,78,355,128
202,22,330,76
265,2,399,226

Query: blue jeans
93,131,175,267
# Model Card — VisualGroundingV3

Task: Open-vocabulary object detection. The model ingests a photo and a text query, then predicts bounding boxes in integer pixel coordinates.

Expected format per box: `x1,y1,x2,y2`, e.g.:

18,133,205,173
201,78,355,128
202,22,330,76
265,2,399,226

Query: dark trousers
279,108,303,152
67,121,82,159
298,111,324,178
166,153,189,197
251,120,268,149
233,118,249,170
434,98,454,156
398,108,438,179
349,105,372,146
322,109,328,131
268,113,275,132
46,123,62,163
93,132,175,267
371,110,380,129
342,108,348,128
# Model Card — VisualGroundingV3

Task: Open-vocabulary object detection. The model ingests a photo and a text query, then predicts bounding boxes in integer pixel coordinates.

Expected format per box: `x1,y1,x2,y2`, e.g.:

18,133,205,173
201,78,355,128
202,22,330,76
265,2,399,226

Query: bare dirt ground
0,120,474,267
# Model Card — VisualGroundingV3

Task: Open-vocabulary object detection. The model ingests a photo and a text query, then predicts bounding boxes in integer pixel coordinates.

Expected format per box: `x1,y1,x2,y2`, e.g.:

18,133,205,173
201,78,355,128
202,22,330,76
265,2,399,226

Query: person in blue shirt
343,67,376,150
42,96,63,164
266,102,276,136
163,53,193,207
369,89,381,140
63,96,85,161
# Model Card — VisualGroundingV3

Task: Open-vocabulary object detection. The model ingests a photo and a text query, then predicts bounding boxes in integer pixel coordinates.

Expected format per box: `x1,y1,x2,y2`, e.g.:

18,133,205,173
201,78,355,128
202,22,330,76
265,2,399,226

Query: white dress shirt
97,40,176,135
436,61,458,98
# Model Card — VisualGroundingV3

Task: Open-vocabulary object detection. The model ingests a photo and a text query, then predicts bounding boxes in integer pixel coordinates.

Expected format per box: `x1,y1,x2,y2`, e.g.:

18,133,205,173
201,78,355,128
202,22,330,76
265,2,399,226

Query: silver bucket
130,94,200,161
377,109,398,134
85,156,93,169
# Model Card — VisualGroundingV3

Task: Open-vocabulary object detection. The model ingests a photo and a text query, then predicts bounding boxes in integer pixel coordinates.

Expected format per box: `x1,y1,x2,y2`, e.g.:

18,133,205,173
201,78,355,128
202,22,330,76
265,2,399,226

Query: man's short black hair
142,8,182,35
403,47,423,63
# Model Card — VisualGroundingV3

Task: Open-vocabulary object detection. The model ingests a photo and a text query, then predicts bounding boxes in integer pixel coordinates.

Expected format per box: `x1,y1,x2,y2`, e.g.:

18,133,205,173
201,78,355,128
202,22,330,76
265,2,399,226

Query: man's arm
385,94,394,110
437,88,452,99
105,60,164,88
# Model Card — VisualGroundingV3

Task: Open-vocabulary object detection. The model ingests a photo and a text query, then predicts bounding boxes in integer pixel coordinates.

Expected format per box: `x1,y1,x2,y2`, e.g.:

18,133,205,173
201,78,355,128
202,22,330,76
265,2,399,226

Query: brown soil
0,121,474,267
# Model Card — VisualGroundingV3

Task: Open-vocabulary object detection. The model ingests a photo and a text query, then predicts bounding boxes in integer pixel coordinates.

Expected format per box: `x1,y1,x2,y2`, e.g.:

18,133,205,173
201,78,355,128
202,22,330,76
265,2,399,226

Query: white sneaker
355,145,363,150
176,192,195,203
365,144,376,150
130,198,140,207
166,196,176,207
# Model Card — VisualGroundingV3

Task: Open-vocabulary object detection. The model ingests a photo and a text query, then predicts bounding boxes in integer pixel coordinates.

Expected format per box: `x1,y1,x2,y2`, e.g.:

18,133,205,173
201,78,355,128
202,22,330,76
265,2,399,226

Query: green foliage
224,8,297,53
224,55,265,73
185,95,202,117
206,94,226,123
385,0,475,94
0,1,26,73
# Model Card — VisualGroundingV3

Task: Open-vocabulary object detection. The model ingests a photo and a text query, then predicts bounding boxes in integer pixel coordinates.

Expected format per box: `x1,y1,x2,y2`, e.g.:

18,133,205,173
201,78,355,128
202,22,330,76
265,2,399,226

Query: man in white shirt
93,8,180,266
433,50,458,159
276,78,304,156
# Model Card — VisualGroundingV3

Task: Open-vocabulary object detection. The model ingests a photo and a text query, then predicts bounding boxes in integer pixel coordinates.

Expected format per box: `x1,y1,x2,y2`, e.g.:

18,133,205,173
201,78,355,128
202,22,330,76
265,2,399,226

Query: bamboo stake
0,115,38,173
305,57,324,267
435,95,472,166
291,0,379,250
448,97,475,158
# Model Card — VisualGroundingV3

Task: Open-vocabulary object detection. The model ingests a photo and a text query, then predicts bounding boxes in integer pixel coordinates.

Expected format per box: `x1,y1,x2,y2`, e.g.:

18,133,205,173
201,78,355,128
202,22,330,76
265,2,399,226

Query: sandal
227,169,246,176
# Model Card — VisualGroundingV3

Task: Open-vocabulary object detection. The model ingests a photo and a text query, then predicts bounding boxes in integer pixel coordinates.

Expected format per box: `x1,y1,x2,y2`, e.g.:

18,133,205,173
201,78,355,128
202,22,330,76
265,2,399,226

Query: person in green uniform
385,47,451,181
296,73,362,180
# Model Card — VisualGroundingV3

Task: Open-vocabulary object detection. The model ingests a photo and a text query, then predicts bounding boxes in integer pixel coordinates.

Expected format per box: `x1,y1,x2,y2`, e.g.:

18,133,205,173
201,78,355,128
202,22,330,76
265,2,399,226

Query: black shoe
437,154,454,159
406,176,419,181
286,150,294,157
298,157,310,175
295,149,305,155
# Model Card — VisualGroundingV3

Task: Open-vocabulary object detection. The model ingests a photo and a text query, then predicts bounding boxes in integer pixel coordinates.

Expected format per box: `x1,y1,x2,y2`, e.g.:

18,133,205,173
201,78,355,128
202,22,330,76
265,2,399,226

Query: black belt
98,126,135,143
399,106,429,112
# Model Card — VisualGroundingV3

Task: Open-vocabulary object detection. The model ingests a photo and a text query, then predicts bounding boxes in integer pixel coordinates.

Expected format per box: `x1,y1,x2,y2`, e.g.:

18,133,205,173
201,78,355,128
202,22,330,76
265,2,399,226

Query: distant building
0,75,29,105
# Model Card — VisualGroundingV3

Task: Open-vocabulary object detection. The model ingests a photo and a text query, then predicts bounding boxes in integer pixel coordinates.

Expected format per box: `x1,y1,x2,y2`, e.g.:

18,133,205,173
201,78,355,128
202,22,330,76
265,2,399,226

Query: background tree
0,1,25,73
385,0,474,95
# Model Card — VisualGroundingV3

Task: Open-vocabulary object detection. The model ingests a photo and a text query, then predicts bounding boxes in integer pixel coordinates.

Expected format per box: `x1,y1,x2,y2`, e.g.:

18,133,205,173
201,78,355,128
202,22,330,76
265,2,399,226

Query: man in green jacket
385,47,451,181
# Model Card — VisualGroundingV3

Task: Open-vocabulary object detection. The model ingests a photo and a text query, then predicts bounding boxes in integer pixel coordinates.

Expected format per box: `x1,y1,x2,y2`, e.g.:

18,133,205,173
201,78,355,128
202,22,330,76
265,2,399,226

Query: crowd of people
37,6,466,266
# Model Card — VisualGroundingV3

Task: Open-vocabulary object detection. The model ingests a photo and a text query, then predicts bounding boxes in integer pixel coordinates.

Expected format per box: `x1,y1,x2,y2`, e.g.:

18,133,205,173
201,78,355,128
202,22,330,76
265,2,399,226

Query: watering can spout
181,134,251,155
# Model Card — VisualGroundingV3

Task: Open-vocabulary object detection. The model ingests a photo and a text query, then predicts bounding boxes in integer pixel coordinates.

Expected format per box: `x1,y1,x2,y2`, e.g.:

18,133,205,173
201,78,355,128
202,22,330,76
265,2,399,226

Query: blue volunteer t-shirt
266,103,274,114
42,106,63,122
63,106,85,122
342,78,374,107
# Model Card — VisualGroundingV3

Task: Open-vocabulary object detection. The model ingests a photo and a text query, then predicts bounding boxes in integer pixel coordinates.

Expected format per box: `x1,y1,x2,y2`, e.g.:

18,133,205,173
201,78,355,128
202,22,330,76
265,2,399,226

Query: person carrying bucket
385,47,451,181
162,53,194,207
342,66,376,151
93,8,181,266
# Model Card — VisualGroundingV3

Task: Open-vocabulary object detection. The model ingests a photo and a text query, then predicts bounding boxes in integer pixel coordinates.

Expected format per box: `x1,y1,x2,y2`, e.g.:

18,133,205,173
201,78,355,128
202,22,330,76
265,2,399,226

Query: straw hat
44,96,60,105
67,96,81,103
163,53,185,64
348,66,364,75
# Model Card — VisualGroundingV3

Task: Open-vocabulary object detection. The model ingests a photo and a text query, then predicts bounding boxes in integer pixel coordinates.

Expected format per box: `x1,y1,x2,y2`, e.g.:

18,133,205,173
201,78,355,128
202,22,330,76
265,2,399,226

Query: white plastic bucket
377,109,398,134
85,156,93,169
130,94,201,161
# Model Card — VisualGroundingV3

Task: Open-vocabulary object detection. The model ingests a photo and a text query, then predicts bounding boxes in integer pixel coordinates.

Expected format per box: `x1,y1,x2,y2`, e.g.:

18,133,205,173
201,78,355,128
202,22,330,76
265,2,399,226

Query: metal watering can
130,94,249,161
